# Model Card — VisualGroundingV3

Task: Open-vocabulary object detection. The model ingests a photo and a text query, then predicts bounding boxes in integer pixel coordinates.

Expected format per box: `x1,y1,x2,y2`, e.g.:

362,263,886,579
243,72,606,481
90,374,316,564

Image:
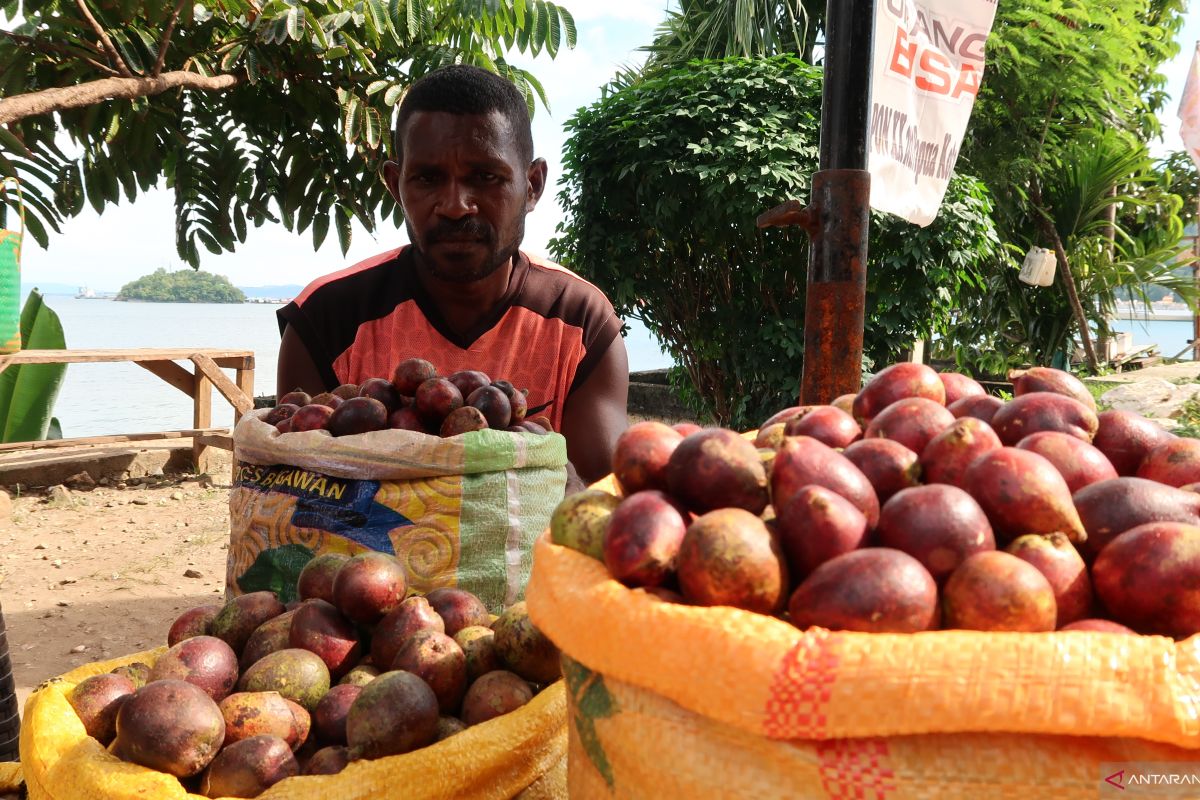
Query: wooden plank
135,359,195,398
191,353,253,415
215,355,255,371
235,364,255,424
0,348,254,367
193,368,213,473
0,428,230,453
193,433,234,451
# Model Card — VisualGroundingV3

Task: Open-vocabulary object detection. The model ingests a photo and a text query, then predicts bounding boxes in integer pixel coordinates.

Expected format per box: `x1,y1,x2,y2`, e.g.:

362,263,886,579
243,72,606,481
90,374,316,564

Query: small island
116,268,247,303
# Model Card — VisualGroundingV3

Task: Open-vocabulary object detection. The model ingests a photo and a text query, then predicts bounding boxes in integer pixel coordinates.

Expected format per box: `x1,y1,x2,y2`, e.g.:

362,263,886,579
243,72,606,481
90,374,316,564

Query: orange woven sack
526,478,1200,799
21,649,565,800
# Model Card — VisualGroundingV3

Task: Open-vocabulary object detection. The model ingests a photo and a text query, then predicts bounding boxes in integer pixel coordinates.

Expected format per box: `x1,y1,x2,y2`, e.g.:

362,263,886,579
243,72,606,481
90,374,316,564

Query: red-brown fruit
831,394,856,416
278,390,311,407
774,485,869,576
345,670,439,760
771,436,880,528
355,377,400,414
676,508,788,613
520,420,549,435
304,746,351,776
876,484,995,583
168,604,222,647
290,403,334,433
331,384,360,401
942,551,1057,632
1016,431,1117,493
852,363,946,424
313,684,362,746
240,610,297,671
370,595,447,669
113,679,225,778
454,626,500,684
990,392,1099,446
331,552,407,625
284,698,311,749
290,599,362,680
783,405,862,449
327,396,389,436
388,406,427,432
391,358,438,396
1011,366,1096,412
424,588,491,637
467,385,512,430
864,397,955,455
672,422,703,437
1005,533,1091,628
962,447,1086,544
1093,409,1174,476
492,382,528,422
297,553,351,604
938,372,986,405
947,395,1004,424
665,428,770,514
446,370,491,399
1136,437,1200,487
415,377,464,424
760,406,812,429
391,630,468,714
1092,521,1200,638
527,414,553,433
460,671,533,726
492,601,561,684
218,691,303,748
753,423,787,450
440,406,489,436
199,734,298,798
69,673,135,744
602,490,687,588
274,417,295,434
842,438,921,503
919,417,1002,489
1073,477,1200,559
309,392,344,410
264,403,300,427
148,635,240,702
611,421,684,495
208,591,287,658
1059,619,1137,634
788,548,939,633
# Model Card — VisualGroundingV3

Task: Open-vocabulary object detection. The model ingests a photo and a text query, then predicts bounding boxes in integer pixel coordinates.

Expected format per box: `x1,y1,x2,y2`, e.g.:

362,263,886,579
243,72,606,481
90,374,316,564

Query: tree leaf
0,291,68,443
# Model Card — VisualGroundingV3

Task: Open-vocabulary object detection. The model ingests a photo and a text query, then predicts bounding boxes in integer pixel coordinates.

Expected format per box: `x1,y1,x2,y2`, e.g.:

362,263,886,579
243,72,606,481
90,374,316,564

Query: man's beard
408,216,525,284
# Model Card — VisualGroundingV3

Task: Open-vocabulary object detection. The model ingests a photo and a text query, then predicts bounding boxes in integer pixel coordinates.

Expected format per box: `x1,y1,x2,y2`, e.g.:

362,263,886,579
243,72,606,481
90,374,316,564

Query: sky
12,2,1200,293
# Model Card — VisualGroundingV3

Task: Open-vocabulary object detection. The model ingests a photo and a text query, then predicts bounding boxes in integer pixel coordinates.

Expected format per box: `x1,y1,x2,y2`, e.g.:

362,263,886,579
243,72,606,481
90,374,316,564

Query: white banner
1178,44,1200,172
868,0,999,226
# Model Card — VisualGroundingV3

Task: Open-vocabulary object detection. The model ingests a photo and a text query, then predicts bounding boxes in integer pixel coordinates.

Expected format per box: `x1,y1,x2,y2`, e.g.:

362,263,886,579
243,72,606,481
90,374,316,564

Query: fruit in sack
239,610,296,671
852,362,946,424
1092,521,1200,638
148,635,240,702
760,406,812,429
550,488,621,560
208,591,287,658
1010,366,1096,412
415,377,464,422
611,421,684,495
947,394,1003,424
371,596,447,669
753,423,787,450
237,648,331,712
359,377,403,413
68,673,135,744
278,390,311,407
391,406,429,432
919,417,1002,489
1136,437,1200,487
290,599,362,680
1015,431,1117,493
168,604,222,647
602,490,688,588
309,392,343,409
113,679,225,778
110,662,151,689
941,551,1057,632
1071,477,1200,558
218,691,304,748
782,405,862,449
665,428,769,514
392,358,438,395
772,436,880,527
199,734,298,799
467,384,513,429
327,396,388,436
297,553,350,604
938,372,986,405
875,485,995,583
332,552,407,625
788,548,939,633
842,438,921,503
1092,409,1174,476
391,630,468,714
774,485,870,576
492,382,528,422
304,745,350,775
435,716,467,741
446,370,491,398
263,403,300,427
331,384,360,400
338,664,380,688
962,448,1086,543
677,508,788,614
313,684,363,746
424,587,491,637
454,625,500,684
864,397,955,455
1059,619,1136,634
440,405,488,436
460,671,534,726
493,601,562,684
289,403,334,433
1005,533,1093,627
990,392,1099,445
346,670,440,760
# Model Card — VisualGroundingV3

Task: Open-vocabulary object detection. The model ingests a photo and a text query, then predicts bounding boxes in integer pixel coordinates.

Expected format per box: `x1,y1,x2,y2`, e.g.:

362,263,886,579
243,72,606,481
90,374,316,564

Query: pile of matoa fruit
65,552,561,798
552,363,1199,640
266,357,553,438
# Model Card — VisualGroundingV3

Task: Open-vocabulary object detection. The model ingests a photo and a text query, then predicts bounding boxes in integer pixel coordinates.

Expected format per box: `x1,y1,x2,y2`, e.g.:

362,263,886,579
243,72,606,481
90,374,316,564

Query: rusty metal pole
802,0,876,404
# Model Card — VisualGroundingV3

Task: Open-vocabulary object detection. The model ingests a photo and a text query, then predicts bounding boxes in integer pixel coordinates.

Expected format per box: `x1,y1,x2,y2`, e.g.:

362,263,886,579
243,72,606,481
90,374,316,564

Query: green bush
552,55,1002,428
116,268,245,303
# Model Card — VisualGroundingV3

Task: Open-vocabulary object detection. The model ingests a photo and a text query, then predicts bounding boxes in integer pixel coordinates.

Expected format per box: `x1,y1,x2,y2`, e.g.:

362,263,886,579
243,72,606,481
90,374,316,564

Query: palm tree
642,0,824,65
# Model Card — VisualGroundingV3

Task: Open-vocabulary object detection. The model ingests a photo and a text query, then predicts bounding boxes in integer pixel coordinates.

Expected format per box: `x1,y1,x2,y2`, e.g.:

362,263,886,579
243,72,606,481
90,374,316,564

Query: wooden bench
0,348,255,472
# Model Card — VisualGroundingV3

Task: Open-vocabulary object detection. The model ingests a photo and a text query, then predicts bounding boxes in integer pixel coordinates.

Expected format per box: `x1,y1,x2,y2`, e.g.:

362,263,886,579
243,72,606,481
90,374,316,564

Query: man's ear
382,160,402,205
526,158,548,212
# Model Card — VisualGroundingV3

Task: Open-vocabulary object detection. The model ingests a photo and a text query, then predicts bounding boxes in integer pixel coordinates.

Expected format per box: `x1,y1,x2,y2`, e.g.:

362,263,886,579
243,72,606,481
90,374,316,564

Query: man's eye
476,172,499,183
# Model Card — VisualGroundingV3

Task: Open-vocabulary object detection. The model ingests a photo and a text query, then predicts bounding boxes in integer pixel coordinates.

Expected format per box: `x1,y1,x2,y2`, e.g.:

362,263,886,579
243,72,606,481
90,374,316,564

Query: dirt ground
1,454,235,711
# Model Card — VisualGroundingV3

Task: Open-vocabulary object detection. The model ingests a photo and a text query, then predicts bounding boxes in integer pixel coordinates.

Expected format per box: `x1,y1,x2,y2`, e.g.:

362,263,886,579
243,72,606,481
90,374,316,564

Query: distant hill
238,284,303,299
117,269,246,303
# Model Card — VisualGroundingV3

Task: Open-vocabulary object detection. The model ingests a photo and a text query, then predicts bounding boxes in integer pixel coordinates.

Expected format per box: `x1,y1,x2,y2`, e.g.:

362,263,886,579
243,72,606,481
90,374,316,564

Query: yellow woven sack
526,475,1200,799
21,649,566,800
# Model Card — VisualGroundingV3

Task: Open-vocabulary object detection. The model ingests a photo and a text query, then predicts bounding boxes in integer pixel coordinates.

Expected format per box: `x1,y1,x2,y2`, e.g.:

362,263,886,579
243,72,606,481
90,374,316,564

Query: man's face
385,110,546,283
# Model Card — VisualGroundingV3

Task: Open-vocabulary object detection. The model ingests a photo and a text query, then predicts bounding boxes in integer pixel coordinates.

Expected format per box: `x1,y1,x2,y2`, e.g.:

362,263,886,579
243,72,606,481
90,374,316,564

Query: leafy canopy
0,0,576,265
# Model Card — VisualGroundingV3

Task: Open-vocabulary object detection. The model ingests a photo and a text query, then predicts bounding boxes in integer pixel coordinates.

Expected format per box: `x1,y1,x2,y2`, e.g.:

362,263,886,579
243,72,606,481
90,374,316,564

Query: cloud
570,0,671,26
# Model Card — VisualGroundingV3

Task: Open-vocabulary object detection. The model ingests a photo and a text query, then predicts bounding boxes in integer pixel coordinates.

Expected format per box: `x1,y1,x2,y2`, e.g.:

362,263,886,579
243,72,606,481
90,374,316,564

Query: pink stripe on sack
817,739,896,799
763,630,841,739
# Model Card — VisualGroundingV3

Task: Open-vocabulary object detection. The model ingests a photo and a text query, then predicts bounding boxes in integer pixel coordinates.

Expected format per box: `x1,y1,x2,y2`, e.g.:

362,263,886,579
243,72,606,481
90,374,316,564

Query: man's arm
277,324,330,398
560,336,630,484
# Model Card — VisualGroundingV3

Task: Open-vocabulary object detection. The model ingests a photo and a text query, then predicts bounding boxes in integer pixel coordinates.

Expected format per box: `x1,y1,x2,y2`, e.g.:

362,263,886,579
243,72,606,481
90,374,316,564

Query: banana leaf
0,290,66,442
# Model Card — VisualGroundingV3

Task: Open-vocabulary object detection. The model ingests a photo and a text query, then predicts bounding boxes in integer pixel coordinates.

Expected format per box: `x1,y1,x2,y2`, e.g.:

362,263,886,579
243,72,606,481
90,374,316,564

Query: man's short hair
394,65,534,164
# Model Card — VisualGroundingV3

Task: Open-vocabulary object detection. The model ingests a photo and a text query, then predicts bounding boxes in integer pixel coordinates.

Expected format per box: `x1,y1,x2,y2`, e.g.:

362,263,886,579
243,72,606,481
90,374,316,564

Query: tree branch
74,0,134,77
0,71,240,126
1,31,121,76
152,0,190,77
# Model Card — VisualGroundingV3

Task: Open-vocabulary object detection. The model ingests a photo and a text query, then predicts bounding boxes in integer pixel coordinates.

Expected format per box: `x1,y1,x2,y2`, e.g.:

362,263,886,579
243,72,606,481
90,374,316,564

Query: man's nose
437,180,477,218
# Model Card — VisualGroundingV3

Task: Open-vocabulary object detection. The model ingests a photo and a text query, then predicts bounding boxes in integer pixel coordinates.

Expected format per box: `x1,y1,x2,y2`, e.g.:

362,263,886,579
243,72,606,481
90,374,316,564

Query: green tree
553,56,1001,428
0,0,576,265
116,267,247,302
641,0,823,66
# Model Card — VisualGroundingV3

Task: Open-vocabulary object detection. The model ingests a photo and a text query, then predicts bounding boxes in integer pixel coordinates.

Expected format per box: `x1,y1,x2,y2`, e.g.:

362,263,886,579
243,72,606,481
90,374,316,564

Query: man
276,65,629,484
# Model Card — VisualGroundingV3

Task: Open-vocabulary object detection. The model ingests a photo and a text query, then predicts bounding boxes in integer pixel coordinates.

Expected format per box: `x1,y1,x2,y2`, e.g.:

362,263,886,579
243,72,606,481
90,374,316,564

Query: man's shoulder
522,251,612,305
293,247,407,308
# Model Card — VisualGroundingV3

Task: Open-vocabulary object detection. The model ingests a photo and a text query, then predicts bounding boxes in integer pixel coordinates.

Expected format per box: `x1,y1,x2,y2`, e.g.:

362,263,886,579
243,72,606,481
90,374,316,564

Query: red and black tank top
277,246,621,431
